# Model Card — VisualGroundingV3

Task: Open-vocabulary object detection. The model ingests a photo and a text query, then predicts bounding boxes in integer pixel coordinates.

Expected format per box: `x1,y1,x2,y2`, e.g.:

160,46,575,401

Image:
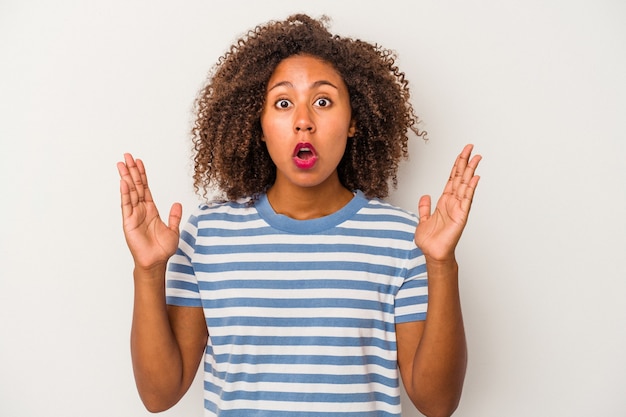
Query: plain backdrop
1,1,625,416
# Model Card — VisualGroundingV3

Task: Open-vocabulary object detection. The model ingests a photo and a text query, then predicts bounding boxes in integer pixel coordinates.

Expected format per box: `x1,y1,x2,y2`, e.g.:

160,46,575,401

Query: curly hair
192,13,425,201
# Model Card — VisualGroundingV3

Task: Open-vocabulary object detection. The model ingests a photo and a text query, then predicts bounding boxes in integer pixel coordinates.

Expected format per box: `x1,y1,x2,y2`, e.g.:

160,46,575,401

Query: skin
261,55,356,219
397,144,481,416
117,155,207,411
117,54,481,415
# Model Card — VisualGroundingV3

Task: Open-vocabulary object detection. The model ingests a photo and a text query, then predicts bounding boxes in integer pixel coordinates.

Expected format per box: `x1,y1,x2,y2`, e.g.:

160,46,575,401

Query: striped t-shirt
166,190,428,417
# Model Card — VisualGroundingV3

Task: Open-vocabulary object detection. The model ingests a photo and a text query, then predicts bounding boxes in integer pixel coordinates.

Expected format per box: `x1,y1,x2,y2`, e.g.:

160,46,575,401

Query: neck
266,179,354,220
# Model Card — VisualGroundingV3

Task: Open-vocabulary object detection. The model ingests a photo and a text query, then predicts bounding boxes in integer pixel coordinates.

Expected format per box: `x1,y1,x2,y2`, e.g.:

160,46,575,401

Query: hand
117,154,182,271
414,144,481,263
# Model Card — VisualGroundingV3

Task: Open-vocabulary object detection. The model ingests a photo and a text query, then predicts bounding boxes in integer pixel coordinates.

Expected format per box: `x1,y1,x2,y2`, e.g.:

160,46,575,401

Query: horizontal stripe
166,277,198,292
207,370,398,388
199,296,394,313
210,335,396,351
206,325,396,344
193,261,405,277
179,229,196,248
188,233,417,252
395,312,427,323
196,277,395,292
204,402,400,417
209,353,397,370
204,316,395,333
395,295,428,308
196,226,414,241
201,307,394,327
204,357,399,381
165,295,202,307
204,381,399,405
192,242,413,257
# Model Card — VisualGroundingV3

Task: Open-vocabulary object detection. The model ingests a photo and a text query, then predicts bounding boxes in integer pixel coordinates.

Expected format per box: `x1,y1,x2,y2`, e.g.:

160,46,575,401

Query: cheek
328,138,349,160
260,114,284,138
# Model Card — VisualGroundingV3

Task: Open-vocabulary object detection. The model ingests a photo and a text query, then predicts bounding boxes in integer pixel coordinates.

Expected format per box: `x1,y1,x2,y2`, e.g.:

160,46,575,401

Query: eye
314,97,331,107
274,99,292,109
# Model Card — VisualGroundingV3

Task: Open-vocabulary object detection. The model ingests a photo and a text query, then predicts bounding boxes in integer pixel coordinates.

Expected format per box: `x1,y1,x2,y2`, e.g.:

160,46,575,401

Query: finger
444,144,473,196
417,195,431,222
460,175,480,213
119,177,133,219
454,144,473,175
462,153,482,182
453,144,473,184
124,153,146,203
118,157,139,207
135,158,155,204
456,153,482,199
455,146,482,195
442,158,458,196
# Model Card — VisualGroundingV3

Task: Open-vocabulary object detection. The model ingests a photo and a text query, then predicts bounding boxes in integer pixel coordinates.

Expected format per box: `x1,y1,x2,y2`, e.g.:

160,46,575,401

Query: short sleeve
166,213,202,307
395,246,428,324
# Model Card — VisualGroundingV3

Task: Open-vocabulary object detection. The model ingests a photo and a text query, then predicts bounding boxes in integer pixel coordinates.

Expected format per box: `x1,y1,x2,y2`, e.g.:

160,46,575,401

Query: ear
348,119,357,138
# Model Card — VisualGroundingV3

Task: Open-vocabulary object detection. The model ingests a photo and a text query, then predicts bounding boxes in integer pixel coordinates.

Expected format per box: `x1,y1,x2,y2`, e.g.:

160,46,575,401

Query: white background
1,1,625,416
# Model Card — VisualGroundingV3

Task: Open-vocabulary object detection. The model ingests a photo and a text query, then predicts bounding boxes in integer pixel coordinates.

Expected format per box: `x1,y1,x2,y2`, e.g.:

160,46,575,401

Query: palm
414,145,481,262
118,154,182,270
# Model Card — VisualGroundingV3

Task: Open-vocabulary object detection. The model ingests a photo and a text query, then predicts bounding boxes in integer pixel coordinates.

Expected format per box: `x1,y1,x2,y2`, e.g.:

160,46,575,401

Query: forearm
130,265,185,412
409,258,467,416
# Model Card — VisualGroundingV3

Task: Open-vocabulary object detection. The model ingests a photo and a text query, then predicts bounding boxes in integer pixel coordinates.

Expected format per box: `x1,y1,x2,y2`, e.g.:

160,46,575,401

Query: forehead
267,54,346,87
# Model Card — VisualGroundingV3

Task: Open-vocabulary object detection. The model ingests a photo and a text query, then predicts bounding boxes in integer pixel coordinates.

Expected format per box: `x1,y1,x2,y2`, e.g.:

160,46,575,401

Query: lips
292,142,318,169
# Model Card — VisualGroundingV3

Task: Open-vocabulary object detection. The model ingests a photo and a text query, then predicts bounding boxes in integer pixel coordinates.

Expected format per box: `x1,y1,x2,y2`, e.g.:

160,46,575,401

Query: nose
294,106,315,133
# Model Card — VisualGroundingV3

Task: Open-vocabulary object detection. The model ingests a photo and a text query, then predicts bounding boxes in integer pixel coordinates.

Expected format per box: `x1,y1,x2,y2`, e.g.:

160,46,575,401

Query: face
260,55,356,192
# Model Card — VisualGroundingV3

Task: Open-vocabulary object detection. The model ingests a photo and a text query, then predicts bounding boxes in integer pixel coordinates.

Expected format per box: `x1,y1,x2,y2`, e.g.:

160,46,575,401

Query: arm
118,154,208,412
397,144,481,417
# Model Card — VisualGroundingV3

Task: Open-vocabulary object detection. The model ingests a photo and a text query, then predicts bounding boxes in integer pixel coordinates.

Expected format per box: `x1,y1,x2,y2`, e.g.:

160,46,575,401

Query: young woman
118,14,481,417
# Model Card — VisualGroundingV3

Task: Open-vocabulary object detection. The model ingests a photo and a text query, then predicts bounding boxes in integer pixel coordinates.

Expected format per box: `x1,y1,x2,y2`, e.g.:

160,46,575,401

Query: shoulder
185,196,261,228
197,196,256,213
334,191,418,247
356,193,418,229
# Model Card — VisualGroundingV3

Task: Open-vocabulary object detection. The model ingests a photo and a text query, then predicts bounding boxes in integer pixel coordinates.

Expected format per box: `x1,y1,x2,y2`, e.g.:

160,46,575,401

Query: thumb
418,195,431,223
168,202,183,232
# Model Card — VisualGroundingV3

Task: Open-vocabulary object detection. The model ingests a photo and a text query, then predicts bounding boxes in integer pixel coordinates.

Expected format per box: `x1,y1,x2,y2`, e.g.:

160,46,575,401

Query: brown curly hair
192,13,424,201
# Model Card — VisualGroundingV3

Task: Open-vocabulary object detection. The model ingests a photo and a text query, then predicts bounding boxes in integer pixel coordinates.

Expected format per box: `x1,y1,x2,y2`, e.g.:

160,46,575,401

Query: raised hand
117,154,182,271
414,144,481,263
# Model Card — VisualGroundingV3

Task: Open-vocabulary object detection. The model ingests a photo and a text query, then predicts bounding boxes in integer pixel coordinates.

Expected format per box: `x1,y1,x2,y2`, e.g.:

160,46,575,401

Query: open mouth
292,142,318,169
297,147,314,160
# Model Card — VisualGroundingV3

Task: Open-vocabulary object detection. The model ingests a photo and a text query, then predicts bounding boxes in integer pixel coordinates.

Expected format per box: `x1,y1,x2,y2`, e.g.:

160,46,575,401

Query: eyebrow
267,80,339,92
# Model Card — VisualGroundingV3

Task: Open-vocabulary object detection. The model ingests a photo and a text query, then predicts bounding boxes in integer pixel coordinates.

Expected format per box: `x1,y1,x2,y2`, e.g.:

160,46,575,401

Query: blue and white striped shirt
166,191,428,416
